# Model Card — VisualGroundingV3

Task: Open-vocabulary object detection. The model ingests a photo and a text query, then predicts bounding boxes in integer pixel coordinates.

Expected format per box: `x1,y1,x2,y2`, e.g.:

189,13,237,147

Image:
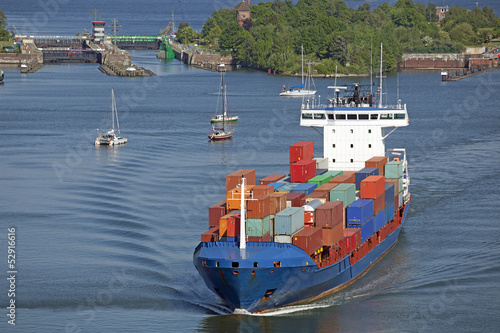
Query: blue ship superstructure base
193,202,410,313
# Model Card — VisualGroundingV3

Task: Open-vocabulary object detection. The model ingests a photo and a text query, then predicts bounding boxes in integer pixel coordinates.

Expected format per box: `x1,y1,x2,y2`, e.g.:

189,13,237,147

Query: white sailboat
209,65,234,141
95,89,128,146
280,46,316,97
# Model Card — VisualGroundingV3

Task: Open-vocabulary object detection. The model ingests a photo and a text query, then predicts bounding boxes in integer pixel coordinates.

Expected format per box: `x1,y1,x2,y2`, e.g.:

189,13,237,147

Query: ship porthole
233,270,239,275
251,270,256,275
270,270,274,274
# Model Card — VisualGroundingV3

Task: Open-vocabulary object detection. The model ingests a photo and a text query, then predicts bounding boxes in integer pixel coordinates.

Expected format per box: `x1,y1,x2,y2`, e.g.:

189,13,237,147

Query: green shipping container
307,174,332,186
246,215,271,237
385,161,403,179
329,183,356,208
323,170,343,178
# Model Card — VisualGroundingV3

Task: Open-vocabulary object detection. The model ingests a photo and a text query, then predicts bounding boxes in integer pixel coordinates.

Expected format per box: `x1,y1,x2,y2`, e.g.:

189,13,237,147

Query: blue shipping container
355,167,379,190
385,202,395,224
384,184,395,206
291,183,318,196
274,207,305,235
347,199,374,225
276,183,301,193
348,217,374,243
316,168,327,175
267,182,286,191
375,209,385,231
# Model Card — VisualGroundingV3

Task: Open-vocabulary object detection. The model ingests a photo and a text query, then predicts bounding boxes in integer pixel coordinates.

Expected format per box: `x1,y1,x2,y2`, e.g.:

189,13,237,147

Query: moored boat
208,65,234,141
194,44,411,313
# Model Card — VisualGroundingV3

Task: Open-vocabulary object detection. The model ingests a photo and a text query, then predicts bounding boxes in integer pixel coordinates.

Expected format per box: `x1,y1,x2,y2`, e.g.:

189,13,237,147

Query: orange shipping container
226,169,256,192
293,226,323,255
365,156,388,176
247,195,271,219
321,223,344,246
252,185,274,197
226,185,255,210
373,192,385,214
329,173,356,184
259,174,286,185
269,192,287,215
360,175,386,199
201,226,219,242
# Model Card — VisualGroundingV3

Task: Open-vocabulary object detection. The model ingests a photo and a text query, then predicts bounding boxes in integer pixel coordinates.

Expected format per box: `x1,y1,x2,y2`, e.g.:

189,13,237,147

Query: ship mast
239,176,246,250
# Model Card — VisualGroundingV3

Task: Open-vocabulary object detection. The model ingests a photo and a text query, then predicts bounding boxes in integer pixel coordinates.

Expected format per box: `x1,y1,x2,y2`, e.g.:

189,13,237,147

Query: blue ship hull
193,202,410,313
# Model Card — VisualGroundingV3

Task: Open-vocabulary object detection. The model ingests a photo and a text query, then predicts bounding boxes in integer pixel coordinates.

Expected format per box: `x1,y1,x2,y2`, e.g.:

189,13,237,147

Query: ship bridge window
380,114,393,119
327,114,334,119
301,113,313,119
370,114,379,120
335,114,346,120
394,113,406,119
359,114,369,120
313,113,325,119
347,114,357,120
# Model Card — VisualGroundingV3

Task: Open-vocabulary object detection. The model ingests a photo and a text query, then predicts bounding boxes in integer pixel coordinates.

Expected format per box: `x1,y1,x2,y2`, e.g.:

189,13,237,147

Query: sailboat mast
111,89,115,131
301,45,304,86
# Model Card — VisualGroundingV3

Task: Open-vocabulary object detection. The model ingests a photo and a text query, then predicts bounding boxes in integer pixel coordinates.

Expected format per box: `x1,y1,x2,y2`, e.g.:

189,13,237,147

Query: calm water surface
1,1,500,332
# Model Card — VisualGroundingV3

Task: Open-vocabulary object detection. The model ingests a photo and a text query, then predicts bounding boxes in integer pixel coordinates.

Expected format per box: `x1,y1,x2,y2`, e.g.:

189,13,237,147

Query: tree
177,25,198,44
219,21,242,50
449,22,477,45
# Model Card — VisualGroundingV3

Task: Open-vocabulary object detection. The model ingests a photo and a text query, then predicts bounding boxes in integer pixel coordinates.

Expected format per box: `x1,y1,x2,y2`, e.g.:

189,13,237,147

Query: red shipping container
314,183,338,194
201,226,219,242
290,141,314,164
259,174,286,185
219,214,240,237
290,159,316,183
252,185,274,197
321,223,344,246
329,173,355,184
365,156,388,176
360,175,386,199
269,192,287,215
208,200,227,228
226,169,256,192
303,192,328,204
247,195,271,219
315,201,344,228
247,234,271,242
373,193,385,214
286,192,305,208
293,226,323,255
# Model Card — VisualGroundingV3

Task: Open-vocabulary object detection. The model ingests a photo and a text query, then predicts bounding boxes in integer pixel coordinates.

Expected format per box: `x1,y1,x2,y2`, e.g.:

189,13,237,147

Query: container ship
193,76,411,313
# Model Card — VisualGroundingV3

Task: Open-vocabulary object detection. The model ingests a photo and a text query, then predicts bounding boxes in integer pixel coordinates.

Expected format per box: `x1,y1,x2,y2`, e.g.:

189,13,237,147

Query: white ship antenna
239,176,246,250
378,43,383,108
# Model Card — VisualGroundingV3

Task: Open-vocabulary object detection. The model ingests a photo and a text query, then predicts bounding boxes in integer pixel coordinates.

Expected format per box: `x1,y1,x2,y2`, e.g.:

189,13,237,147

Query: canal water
1,1,500,332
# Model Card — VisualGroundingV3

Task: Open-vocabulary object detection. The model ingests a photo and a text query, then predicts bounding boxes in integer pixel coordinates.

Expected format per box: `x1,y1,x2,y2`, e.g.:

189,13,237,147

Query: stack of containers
360,175,386,231
346,199,375,242
293,227,323,255
259,174,286,185
219,213,241,241
274,207,305,243
302,199,324,226
289,141,316,183
385,160,404,213
365,156,388,176
355,167,378,190
384,184,395,224
315,201,344,246
329,183,356,208
226,169,256,192
208,200,227,229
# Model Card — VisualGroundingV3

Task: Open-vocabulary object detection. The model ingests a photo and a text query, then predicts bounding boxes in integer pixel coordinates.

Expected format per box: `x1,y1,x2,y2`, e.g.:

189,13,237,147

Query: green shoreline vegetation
177,0,500,75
